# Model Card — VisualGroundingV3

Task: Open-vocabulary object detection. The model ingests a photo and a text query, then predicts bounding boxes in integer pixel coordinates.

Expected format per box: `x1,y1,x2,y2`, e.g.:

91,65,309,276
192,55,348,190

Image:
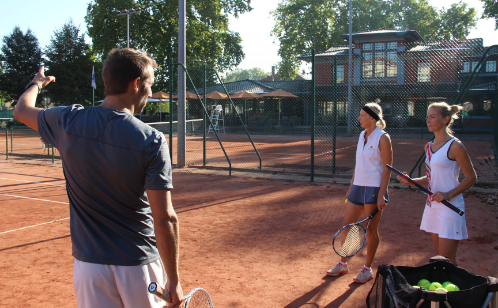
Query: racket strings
334,224,366,257
184,289,213,308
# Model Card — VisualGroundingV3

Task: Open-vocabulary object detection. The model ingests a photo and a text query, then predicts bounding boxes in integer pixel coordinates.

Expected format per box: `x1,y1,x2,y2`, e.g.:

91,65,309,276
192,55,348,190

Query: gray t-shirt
38,105,172,266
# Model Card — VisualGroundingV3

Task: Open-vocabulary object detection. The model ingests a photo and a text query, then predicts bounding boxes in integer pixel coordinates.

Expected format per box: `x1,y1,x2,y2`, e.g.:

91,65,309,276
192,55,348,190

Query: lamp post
114,7,141,48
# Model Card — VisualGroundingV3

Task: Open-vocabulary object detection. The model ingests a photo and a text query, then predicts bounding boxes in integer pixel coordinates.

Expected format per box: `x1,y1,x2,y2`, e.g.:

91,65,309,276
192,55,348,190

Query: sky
1,0,497,75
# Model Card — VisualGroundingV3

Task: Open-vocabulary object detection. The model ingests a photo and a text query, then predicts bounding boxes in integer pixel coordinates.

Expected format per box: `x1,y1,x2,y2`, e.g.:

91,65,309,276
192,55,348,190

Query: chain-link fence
3,38,498,185
154,40,497,184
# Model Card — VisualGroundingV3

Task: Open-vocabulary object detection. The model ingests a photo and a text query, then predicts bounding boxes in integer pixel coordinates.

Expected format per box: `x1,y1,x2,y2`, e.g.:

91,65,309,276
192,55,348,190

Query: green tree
85,0,250,92
0,27,43,102
44,20,100,107
271,0,477,80
223,67,269,82
481,0,498,30
436,2,477,41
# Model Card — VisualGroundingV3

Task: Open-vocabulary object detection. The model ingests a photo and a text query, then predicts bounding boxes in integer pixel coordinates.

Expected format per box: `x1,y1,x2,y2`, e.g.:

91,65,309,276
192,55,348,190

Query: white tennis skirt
420,202,468,240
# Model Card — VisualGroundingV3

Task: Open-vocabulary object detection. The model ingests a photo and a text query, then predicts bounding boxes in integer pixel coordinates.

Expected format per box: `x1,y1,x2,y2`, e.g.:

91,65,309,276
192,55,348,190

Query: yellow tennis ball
442,281,452,288
412,285,420,289
445,284,458,291
429,282,442,291
417,279,430,287
435,287,447,293
345,198,348,204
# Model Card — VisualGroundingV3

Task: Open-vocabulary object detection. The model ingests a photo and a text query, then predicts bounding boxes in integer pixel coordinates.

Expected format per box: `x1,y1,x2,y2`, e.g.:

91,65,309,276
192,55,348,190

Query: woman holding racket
327,103,392,284
397,102,476,265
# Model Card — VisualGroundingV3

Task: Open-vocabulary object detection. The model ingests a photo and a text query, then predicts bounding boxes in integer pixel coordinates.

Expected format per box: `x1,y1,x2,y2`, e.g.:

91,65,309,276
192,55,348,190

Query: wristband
25,82,42,94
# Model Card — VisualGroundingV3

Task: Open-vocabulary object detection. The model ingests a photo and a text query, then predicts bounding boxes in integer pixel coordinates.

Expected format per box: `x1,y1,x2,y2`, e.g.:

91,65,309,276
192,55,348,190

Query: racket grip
442,200,465,216
148,282,172,303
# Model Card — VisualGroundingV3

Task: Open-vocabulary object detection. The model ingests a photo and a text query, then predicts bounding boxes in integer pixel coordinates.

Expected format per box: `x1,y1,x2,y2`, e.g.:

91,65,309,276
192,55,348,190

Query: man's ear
129,77,141,93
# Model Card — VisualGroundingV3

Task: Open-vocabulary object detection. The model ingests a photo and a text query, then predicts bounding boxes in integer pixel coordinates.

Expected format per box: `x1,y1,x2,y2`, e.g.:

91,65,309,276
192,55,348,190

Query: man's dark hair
102,48,158,95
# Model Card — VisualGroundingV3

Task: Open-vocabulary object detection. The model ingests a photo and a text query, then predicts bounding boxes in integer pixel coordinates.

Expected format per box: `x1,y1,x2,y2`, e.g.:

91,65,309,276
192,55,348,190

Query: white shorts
73,258,166,308
420,202,468,240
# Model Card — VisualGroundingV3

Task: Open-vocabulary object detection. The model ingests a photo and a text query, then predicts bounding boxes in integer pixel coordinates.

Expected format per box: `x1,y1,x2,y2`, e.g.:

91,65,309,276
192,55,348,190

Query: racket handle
386,164,465,216
441,200,465,216
148,282,172,303
370,208,379,218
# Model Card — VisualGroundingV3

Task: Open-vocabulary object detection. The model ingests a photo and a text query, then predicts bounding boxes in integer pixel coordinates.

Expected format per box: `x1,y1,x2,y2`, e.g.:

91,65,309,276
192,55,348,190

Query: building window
363,52,373,78
418,62,430,82
387,42,397,50
408,101,415,116
486,61,496,72
375,52,386,78
471,61,481,72
387,52,397,78
461,62,470,73
332,64,345,83
484,100,492,111
363,43,373,51
362,45,397,79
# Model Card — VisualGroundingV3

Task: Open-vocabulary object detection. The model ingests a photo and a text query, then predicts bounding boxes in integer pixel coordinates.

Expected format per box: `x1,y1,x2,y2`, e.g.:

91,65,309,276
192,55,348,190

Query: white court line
0,193,70,235
0,217,69,235
0,177,65,187
304,145,357,160
0,193,69,204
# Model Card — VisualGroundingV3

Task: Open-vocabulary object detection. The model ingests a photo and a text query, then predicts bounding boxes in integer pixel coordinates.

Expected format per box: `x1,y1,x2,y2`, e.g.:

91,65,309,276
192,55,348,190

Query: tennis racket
386,164,464,216
148,282,214,308
332,208,379,257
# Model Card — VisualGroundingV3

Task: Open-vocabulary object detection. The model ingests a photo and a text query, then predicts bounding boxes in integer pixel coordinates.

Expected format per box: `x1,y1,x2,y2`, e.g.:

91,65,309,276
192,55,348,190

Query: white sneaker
353,266,373,283
327,262,349,276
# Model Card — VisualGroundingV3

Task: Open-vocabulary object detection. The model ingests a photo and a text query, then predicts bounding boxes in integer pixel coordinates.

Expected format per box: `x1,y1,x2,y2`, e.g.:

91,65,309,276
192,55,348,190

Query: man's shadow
284,276,363,308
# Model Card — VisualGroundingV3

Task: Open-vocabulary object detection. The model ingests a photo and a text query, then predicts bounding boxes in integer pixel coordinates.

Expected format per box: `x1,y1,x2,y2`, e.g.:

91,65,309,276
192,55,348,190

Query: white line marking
0,177,65,187
304,145,357,160
0,193,69,204
0,217,70,235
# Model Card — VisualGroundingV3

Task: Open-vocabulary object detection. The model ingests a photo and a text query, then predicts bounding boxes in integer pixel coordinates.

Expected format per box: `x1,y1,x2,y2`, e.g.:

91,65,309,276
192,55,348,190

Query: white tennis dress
420,138,468,240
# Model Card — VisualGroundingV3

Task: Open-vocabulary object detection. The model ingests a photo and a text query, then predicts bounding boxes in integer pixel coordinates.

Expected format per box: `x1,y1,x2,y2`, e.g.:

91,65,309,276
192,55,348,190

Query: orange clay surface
0,159,497,308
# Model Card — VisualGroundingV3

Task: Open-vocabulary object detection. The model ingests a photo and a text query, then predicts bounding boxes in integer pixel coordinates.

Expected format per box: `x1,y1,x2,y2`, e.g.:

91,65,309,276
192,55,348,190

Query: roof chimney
272,66,275,76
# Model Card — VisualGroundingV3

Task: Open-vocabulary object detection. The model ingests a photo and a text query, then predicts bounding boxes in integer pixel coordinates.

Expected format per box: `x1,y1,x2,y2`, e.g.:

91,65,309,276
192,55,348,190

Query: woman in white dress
327,103,393,284
397,102,477,264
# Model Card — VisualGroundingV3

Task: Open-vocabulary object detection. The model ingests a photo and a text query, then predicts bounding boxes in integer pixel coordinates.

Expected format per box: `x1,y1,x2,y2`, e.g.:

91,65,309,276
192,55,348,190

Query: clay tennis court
3,129,497,182
0,159,497,307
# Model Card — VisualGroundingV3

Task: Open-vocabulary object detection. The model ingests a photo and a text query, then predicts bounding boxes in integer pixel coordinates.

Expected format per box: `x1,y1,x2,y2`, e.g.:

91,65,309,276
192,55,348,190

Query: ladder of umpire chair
208,106,225,134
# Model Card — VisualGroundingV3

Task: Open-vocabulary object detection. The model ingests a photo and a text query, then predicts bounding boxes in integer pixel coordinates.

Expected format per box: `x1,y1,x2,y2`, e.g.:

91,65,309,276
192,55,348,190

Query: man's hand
32,66,55,88
163,280,183,308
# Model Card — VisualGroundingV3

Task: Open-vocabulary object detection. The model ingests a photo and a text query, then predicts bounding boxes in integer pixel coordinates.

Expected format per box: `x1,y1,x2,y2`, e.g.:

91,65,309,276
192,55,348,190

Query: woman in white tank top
327,103,393,284
397,103,477,265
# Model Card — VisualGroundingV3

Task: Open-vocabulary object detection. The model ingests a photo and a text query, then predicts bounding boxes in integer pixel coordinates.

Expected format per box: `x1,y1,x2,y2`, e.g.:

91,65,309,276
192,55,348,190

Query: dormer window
362,42,397,79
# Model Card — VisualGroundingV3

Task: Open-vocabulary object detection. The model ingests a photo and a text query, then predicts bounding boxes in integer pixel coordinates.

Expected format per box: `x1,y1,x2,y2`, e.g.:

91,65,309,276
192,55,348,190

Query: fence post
10,128,13,152
495,72,498,158
333,56,337,174
203,65,207,166
311,49,315,182
5,129,8,159
168,58,173,165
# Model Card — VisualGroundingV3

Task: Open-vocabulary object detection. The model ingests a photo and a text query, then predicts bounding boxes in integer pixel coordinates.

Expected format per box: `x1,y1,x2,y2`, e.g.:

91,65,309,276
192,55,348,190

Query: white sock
340,261,347,265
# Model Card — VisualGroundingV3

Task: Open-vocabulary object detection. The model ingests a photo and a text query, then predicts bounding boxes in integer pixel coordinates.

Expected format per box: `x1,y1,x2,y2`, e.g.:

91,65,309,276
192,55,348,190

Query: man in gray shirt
14,48,183,308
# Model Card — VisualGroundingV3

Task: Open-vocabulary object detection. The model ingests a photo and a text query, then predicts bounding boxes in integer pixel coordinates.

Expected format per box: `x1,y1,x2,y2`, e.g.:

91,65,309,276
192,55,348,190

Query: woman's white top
353,126,386,187
425,138,465,209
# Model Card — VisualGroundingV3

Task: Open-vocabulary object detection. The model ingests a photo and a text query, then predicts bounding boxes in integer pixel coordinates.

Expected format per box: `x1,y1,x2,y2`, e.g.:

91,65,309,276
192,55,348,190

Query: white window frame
418,62,431,83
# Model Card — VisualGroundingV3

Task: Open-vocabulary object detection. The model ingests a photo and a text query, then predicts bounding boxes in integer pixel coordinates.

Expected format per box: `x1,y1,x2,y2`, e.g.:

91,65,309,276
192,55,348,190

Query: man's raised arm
13,66,55,131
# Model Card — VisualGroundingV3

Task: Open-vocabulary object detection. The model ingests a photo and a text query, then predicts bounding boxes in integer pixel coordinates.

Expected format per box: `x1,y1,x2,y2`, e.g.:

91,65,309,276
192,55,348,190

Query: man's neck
100,95,136,115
